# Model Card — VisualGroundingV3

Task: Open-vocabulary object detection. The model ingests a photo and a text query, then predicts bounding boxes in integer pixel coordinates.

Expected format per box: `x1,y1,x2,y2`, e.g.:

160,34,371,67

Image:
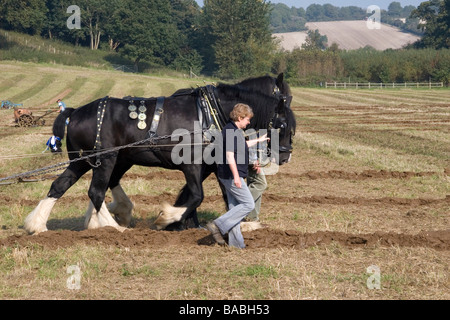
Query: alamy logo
170,122,281,175
366,265,381,290
67,5,81,30
66,264,81,290
367,5,381,30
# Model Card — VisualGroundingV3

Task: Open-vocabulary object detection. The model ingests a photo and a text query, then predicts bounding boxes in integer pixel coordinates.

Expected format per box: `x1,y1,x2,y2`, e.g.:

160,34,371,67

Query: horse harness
90,96,109,167
91,85,288,166
196,85,227,142
93,90,223,151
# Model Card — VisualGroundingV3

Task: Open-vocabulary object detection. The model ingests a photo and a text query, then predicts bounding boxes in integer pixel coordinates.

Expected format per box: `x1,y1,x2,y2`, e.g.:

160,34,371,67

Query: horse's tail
53,108,75,139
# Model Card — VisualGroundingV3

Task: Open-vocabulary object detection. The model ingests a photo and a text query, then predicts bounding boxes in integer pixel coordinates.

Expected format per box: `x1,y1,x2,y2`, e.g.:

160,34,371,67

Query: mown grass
1,244,447,299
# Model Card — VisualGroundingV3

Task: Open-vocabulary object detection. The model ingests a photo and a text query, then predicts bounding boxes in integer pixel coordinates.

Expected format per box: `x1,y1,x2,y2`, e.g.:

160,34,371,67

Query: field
0,61,449,300
274,20,421,50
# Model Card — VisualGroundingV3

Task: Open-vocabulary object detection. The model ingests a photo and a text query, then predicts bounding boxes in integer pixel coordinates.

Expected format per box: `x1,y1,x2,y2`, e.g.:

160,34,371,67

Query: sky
194,1,425,10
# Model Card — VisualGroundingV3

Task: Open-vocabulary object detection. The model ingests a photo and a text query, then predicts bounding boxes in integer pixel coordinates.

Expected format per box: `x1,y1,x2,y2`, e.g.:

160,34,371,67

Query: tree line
275,47,450,86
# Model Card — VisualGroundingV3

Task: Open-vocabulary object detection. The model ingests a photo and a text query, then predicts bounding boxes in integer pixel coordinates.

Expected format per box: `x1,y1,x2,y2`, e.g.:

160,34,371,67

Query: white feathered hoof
108,185,134,227
24,197,57,235
85,201,127,232
153,202,187,230
241,221,266,232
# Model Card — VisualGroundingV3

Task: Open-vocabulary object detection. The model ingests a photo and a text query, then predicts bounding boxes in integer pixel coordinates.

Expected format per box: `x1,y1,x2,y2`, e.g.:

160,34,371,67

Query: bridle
268,84,294,154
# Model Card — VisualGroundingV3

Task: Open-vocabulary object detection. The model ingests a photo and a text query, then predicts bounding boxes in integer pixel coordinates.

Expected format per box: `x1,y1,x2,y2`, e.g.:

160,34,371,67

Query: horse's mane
171,87,196,97
237,74,292,96
236,75,274,91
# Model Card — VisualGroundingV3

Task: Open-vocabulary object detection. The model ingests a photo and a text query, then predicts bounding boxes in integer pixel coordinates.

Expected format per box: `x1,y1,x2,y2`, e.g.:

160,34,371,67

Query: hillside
274,20,421,51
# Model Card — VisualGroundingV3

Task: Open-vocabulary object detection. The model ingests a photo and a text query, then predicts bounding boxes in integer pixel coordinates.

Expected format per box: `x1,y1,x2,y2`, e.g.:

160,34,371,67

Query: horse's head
273,73,292,101
268,95,296,165
236,73,295,165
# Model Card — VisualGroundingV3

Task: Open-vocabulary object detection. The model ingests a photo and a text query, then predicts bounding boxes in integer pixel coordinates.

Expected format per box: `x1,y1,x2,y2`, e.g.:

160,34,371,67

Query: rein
0,128,206,186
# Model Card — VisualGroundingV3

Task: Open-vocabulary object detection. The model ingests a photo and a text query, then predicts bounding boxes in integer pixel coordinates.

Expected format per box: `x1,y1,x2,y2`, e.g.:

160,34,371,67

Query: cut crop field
0,62,448,300
274,20,421,51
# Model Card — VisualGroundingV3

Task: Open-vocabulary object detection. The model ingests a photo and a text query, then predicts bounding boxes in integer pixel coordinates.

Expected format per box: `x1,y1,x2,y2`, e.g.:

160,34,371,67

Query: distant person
57,99,69,125
57,99,66,113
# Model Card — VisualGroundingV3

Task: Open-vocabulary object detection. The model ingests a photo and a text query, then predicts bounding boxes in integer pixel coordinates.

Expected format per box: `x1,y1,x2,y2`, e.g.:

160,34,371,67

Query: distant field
274,20,421,51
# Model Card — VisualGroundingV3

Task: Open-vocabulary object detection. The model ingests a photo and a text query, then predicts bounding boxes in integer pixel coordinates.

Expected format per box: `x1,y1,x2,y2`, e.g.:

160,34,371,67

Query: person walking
207,103,269,249
57,99,70,125
57,99,66,113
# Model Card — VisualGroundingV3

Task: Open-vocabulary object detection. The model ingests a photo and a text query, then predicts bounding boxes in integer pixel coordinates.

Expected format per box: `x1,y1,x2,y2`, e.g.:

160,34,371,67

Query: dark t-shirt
217,121,249,179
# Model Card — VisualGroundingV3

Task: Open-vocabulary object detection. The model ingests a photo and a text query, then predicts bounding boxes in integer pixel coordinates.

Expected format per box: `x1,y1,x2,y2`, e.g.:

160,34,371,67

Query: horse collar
198,85,227,132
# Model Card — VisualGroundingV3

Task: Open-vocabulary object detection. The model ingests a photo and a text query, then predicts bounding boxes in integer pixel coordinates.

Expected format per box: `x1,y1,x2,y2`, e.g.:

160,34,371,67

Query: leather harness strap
147,96,165,138
94,96,109,151
87,96,109,167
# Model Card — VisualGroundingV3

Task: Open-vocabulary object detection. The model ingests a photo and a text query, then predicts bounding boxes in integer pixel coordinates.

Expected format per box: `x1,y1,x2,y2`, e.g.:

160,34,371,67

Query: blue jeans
215,177,255,249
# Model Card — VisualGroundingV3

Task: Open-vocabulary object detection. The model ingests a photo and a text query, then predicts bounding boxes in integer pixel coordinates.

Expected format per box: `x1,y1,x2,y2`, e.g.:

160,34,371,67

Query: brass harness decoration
128,96,165,140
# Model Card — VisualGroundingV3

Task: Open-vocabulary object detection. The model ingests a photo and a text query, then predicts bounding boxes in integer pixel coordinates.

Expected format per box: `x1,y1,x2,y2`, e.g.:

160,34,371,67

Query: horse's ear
276,73,284,87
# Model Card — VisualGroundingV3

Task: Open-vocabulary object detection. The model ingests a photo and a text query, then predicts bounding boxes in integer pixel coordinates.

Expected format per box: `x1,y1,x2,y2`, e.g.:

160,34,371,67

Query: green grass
233,265,279,278
0,29,129,71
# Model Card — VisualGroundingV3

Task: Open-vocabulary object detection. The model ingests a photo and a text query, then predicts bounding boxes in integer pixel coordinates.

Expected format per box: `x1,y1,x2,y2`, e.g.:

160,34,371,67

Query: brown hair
229,103,254,122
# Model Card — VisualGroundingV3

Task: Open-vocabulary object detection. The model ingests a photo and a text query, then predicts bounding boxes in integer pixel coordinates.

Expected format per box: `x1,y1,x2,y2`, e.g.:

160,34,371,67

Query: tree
109,0,181,69
76,0,112,50
306,4,324,21
302,29,328,50
411,0,449,48
323,4,339,20
0,0,47,35
388,2,403,17
270,3,307,32
201,0,275,78
44,0,86,45
168,0,203,73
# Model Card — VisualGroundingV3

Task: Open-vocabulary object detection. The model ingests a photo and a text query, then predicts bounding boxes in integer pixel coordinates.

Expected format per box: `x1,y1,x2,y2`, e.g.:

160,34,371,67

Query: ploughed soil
1,167,448,251
1,226,449,251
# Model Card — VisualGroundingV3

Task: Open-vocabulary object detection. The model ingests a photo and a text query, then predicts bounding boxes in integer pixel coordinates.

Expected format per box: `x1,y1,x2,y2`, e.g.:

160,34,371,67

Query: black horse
24,82,295,234
106,74,295,230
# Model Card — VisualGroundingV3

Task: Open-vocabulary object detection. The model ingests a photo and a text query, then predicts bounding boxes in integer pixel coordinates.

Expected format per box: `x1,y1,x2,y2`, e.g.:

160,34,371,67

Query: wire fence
111,64,137,73
325,82,445,89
